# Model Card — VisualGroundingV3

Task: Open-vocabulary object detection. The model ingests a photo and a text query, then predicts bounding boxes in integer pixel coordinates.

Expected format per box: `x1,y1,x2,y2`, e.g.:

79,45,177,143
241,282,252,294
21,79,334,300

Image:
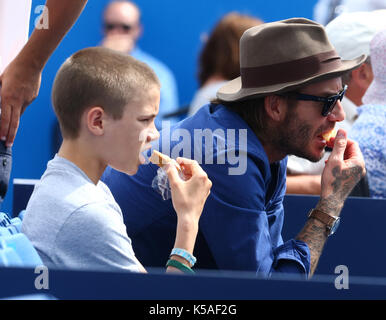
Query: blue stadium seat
1,233,42,267
0,212,11,228
0,239,23,267
5,225,20,235
18,210,26,221
0,212,22,235
0,226,11,237
0,212,43,268
10,217,22,233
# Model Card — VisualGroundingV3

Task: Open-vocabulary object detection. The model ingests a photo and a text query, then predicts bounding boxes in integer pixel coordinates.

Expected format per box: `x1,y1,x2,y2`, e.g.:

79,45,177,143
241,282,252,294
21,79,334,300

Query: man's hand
0,57,42,146
296,129,365,276
318,129,366,214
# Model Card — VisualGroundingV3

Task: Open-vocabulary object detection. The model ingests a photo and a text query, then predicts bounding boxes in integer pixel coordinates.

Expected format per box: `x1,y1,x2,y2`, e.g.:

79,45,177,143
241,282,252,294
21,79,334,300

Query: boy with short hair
22,47,212,272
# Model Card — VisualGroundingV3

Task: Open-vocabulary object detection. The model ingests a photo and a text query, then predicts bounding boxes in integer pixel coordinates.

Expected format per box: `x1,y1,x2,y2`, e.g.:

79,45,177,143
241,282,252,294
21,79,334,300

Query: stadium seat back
0,212,11,228
0,239,23,267
18,210,26,221
2,233,43,267
10,217,22,233
0,226,11,237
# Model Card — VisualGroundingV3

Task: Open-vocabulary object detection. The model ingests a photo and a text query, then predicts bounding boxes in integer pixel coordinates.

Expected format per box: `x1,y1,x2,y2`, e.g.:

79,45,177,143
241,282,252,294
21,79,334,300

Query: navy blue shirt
102,104,310,277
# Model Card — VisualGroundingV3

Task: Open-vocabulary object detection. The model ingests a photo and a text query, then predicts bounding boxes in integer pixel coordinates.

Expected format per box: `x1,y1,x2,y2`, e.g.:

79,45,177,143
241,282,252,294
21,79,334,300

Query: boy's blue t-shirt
102,104,310,276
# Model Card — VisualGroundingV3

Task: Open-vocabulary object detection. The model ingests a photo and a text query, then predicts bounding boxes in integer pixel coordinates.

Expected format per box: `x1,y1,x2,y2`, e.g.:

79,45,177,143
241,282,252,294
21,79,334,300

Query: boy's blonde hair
52,46,160,139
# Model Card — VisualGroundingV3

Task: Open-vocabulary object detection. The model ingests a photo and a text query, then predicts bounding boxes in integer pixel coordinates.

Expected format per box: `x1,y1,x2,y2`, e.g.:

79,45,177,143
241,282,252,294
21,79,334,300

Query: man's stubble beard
275,112,325,163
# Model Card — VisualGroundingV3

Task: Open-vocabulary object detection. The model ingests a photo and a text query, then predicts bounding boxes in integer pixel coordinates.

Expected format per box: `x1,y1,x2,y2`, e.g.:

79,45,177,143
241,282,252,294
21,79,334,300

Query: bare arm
165,158,212,273
296,130,365,276
286,174,321,195
0,0,88,145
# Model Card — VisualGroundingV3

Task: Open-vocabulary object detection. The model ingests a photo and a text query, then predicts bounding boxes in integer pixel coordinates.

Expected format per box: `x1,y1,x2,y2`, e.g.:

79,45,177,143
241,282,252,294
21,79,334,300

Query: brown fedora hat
217,18,366,102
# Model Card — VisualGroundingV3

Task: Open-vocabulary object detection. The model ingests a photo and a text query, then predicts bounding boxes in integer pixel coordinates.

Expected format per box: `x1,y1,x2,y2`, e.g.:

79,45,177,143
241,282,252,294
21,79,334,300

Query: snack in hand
149,150,181,172
322,129,337,148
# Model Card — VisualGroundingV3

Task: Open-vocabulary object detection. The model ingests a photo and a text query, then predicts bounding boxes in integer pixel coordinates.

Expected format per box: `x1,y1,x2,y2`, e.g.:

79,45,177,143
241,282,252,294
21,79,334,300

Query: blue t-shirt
102,104,310,277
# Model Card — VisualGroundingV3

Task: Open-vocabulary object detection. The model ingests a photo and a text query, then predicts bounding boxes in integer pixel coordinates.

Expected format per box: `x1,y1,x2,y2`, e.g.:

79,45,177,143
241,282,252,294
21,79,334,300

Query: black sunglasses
104,23,133,33
282,85,348,117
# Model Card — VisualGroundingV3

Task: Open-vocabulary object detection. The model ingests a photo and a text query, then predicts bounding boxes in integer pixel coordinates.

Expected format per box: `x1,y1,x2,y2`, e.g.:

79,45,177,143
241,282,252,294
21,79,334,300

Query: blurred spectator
101,0,179,128
188,13,262,116
313,0,386,25
350,29,386,198
286,10,386,195
327,9,386,133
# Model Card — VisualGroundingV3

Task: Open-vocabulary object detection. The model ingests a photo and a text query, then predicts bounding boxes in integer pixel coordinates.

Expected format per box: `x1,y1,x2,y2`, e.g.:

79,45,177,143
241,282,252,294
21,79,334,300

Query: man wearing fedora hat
102,18,366,277
286,10,386,196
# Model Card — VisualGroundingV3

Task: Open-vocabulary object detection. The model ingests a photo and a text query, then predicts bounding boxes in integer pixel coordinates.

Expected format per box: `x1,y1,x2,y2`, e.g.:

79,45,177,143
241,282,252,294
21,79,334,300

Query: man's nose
327,99,345,122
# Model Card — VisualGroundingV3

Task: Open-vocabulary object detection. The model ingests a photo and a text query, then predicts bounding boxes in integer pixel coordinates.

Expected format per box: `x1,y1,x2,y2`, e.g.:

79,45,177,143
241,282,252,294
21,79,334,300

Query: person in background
313,0,386,25
101,0,179,129
22,47,212,273
286,10,386,195
188,12,262,116
350,29,386,199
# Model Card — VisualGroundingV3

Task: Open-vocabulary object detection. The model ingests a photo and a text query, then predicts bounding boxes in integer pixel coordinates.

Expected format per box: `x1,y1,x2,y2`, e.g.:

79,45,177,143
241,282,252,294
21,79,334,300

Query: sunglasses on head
104,23,134,33
281,84,348,117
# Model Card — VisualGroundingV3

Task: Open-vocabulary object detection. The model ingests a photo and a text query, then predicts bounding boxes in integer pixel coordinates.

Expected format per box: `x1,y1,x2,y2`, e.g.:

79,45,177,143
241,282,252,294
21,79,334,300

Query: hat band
241,50,342,88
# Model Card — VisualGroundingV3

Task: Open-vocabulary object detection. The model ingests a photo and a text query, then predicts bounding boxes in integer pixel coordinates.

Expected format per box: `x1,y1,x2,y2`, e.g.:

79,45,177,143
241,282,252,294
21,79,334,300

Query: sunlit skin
101,85,160,176
58,85,160,185
264,77,346,163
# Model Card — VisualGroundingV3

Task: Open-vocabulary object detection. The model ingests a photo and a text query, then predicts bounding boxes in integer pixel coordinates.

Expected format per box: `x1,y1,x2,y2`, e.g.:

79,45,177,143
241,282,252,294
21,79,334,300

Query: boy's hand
318,129,366,214
165,157,212,223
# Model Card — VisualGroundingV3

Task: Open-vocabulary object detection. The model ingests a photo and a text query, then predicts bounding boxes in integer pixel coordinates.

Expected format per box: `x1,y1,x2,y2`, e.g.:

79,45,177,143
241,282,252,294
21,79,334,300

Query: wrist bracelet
170,248,196,267
166,259,195,274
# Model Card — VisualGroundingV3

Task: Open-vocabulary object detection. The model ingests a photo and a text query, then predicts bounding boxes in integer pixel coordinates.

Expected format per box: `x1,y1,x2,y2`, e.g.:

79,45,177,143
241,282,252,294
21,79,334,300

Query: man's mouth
317,127,336,143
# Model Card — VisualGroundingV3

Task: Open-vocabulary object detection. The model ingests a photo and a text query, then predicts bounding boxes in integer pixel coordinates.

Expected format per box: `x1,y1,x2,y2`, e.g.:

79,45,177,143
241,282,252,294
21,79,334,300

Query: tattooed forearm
331,165,364,198
319,165,364,214
296,218,328,276
295,165,363,276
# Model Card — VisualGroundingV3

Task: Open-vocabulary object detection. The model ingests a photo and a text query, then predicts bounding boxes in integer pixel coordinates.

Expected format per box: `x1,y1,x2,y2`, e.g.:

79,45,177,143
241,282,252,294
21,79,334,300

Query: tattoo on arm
331,165,363,199
296,218,328,276
295,165,363,276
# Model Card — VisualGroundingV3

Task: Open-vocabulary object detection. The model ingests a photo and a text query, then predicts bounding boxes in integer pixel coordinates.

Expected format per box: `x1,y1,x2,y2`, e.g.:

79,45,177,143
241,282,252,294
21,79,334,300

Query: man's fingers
6,107,21,146
0,103,11,142
330,129,347,161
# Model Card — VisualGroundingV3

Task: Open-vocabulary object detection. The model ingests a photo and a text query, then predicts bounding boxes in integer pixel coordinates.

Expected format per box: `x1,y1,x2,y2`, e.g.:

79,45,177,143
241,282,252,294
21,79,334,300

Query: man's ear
264,95,287,122
351,63,374,90
86,106,105,136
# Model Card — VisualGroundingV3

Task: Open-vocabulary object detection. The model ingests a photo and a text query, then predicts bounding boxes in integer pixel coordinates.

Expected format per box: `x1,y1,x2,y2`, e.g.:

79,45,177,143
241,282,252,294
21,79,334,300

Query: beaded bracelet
170,248,197,267
166,259,195,274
